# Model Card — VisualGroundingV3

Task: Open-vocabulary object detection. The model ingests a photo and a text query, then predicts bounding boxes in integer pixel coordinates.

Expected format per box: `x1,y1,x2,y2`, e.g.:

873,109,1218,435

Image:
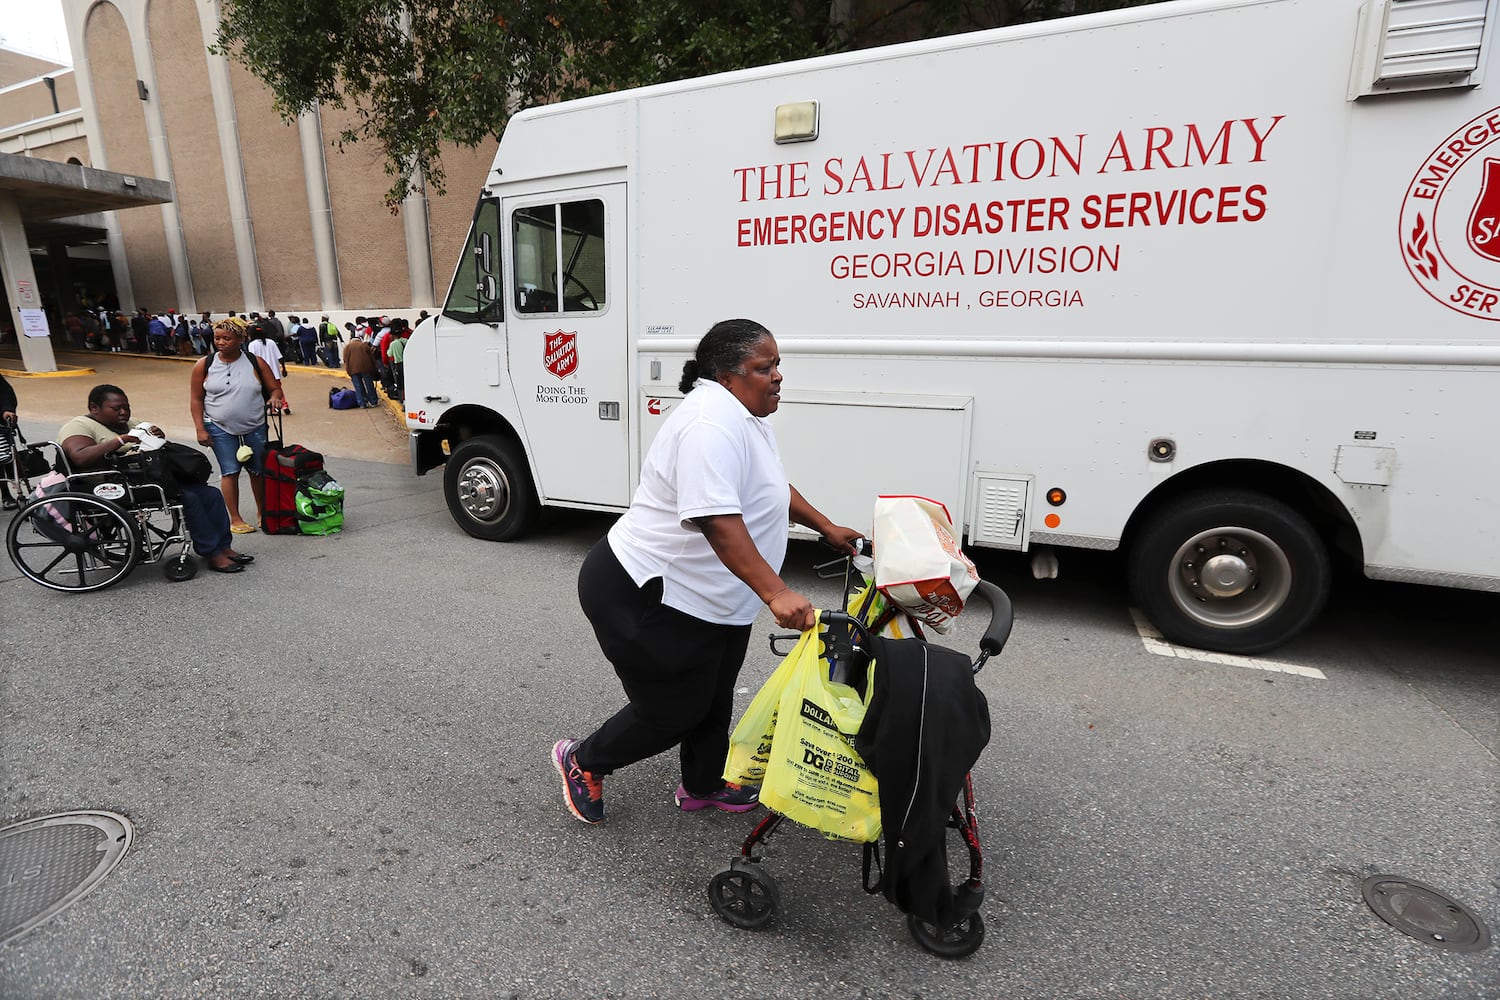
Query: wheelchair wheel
6,493,141,592
162,554,197,582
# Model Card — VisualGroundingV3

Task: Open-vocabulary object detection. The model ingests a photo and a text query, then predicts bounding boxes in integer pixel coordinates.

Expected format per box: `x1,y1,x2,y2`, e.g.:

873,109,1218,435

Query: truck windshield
444,198,503,323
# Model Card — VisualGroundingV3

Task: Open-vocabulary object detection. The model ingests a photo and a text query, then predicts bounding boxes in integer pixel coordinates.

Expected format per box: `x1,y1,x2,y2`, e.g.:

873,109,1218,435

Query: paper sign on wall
19,308,49,338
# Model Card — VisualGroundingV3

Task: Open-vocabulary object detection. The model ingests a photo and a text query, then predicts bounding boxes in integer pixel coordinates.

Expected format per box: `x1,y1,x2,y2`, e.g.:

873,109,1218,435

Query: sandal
230,522,257,534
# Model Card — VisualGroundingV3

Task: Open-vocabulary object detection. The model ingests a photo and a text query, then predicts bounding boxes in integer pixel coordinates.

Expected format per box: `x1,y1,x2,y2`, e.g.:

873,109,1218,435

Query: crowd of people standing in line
46,306,422,409
341,314,417,407
63,306,350,364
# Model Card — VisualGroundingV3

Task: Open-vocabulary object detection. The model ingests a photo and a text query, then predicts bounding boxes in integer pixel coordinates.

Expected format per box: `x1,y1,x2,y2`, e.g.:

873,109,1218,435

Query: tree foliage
216,0,1162,208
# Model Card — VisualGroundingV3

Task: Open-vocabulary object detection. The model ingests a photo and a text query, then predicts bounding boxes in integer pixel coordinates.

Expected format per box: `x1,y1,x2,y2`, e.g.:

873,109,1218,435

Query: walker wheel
162,555,197,582
907,910,985,958
707,860,780,930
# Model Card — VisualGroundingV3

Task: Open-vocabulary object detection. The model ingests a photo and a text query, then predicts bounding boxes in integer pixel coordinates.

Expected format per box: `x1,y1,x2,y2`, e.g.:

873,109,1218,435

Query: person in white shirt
552,318,862,825
246,323,291,413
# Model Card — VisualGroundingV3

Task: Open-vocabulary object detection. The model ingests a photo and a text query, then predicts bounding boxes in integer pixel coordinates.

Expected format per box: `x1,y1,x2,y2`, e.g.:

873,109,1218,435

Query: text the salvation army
732,117,1285,202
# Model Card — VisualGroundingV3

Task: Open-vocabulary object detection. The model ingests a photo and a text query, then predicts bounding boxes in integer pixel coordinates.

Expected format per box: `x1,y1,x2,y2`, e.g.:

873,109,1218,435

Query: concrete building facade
1,48,157,370
52,0,493,323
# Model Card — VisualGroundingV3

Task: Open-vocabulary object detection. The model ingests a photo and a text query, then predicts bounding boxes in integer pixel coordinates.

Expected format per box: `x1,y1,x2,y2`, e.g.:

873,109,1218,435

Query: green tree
217,0,1161,208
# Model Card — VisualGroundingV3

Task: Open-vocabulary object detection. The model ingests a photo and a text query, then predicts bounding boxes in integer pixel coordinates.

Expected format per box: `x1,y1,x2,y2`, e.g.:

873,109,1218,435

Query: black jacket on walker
856,634,990,928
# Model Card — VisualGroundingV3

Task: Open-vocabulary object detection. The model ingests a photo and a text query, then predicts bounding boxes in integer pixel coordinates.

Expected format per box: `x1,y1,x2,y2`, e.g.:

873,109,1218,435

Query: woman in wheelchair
59,384,253,574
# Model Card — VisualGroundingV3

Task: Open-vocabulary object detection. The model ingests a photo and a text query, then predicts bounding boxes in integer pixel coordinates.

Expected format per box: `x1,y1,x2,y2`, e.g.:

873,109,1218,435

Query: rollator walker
708,540,1014,958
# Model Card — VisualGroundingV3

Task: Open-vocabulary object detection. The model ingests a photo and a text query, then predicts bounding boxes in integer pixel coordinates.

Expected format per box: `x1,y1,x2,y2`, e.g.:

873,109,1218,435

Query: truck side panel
625,0,1498,586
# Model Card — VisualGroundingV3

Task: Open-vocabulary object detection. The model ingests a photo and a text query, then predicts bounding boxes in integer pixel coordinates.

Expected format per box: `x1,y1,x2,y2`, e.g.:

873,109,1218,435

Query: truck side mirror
478,232,494,275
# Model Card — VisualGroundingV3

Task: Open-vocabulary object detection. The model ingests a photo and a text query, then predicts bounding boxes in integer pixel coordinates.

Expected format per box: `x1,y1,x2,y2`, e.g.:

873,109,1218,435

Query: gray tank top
204,351,266,435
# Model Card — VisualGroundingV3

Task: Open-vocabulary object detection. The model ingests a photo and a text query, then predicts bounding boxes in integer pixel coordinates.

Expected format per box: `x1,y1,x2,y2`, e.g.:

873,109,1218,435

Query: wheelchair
4,429,198,593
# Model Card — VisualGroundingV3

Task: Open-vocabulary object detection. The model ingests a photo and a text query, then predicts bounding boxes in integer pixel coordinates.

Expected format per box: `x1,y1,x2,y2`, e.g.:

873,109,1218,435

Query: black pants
574,538,751,795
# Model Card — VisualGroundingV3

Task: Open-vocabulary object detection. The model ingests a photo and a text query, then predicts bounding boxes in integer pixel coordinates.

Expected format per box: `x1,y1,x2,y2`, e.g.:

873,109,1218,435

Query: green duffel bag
294,495,343,535
296,507,343,535
295,470,345,535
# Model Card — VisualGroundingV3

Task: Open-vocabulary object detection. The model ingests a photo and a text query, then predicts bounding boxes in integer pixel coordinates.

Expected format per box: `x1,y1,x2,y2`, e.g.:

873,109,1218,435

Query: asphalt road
1,361,1496,998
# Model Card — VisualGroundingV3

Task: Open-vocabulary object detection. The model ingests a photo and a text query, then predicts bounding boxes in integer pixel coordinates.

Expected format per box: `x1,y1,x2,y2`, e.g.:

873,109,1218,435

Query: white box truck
403,0,1500,653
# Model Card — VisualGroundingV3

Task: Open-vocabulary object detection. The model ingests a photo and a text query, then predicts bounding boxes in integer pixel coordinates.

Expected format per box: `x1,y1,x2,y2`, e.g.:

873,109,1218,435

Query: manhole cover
1362,874,1492,953
0,811,133,946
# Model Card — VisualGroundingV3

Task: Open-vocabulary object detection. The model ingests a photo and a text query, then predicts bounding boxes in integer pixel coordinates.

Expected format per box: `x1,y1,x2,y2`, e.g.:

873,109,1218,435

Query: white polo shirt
609,379,790,625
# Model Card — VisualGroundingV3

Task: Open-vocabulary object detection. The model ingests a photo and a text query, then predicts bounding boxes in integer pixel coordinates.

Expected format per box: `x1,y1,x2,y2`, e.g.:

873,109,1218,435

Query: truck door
504,186,628,506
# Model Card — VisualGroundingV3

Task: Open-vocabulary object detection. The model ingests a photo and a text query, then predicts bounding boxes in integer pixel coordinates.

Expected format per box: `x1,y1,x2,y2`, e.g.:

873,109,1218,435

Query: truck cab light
774,101,819,144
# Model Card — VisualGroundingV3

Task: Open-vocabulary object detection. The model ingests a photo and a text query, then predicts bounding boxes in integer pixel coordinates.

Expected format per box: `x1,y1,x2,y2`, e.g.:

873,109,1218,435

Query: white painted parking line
1129,609,1327,680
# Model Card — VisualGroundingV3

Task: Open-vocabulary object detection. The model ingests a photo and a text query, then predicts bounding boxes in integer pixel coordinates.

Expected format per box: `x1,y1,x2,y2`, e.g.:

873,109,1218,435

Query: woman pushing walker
554,318,862,825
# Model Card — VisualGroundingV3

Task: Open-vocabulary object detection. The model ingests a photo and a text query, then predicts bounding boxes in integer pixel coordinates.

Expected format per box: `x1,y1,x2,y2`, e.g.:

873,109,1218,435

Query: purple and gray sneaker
674,782,760,813
553,739,604,824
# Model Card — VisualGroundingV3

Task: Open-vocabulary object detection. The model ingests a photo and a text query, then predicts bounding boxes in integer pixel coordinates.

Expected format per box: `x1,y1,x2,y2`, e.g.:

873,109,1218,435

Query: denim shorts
204,420,267,476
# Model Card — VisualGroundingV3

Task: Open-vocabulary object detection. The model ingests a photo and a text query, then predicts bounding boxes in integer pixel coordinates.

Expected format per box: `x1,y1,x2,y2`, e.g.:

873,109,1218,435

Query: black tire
6,492,140,592
707,862,781,930
162,555,197,582
1128,490,1330,654
908,911,985,958
442,435,539,541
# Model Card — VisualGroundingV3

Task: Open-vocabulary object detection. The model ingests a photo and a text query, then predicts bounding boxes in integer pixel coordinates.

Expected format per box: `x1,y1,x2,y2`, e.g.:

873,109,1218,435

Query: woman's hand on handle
820,524,864,557
769,589,816,632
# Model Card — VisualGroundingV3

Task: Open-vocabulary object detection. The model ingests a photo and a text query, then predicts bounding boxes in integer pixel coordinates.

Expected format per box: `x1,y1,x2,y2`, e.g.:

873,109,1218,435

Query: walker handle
972,580,1014,673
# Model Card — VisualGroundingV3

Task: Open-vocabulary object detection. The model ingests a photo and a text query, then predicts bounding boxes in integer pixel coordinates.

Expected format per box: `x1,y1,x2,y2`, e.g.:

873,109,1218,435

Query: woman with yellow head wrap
189,316,285,532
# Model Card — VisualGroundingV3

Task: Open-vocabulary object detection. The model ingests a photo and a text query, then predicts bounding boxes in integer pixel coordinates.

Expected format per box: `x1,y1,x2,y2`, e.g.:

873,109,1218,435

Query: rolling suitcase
262,444,324,534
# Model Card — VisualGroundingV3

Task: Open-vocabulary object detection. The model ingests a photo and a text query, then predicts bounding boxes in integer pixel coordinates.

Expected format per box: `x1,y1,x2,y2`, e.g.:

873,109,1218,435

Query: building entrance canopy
0,151,172,372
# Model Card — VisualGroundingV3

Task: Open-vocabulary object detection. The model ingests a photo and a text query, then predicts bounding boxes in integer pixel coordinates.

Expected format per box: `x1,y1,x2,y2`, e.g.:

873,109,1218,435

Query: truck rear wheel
1128,490,1330,655
443,435,538,541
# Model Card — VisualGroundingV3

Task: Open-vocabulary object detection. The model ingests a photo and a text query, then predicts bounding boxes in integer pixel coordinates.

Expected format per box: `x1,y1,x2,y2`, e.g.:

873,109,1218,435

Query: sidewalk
0,346,409,465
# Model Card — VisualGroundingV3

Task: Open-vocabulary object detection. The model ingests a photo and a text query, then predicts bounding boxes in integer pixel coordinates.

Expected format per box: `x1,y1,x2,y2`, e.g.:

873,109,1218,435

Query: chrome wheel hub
457,460,510,523
1168,527,1292,630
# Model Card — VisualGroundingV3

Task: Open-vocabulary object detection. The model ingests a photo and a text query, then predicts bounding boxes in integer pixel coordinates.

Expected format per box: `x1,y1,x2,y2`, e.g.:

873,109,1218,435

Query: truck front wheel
1128,490,1330,655
443,435,539,541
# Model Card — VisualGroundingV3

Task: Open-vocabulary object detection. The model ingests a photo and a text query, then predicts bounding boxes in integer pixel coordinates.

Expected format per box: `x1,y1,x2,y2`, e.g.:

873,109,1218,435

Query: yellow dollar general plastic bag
760,620,882,843
722,628,820,786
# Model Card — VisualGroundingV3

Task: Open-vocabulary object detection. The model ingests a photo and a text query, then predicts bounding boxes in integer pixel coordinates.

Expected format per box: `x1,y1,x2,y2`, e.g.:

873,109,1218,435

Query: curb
0,364,97,378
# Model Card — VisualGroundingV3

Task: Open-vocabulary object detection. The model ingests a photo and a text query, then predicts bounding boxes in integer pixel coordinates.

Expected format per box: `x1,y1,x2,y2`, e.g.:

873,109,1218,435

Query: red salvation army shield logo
1399,107,1500,320
1468,158,1500,263
544,330,578,379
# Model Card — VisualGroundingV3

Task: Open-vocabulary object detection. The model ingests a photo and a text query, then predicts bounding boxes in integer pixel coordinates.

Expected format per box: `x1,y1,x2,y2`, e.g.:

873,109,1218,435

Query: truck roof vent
1350,0,1497,98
